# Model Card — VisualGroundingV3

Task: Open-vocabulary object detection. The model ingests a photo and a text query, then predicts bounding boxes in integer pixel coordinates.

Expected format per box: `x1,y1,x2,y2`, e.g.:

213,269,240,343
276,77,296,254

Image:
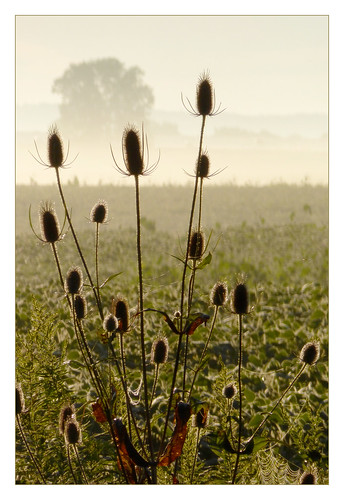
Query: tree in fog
52,58,154,140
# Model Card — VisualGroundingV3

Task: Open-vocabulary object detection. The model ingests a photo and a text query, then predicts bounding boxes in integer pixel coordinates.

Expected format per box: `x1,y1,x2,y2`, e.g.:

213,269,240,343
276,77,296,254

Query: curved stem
188,306,218,402
249,362,307,443
232,313,243,485
16,414,46,484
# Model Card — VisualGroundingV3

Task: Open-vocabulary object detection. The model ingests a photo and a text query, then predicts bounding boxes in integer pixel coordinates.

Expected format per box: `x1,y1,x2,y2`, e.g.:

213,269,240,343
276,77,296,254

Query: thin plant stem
16,414,46,484
54,167,103,319
94,222,103,312
119,331,132,438
73,444,89,485
134,174,154,468
149,363,160,411
232,313,243,485
249,362,308,443
66,444,78,484
188,306,218,402
190,427,201,485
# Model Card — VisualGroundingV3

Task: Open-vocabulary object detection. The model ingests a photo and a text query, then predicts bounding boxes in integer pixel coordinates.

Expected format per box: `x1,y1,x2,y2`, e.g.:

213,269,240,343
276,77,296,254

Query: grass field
15,182,328,485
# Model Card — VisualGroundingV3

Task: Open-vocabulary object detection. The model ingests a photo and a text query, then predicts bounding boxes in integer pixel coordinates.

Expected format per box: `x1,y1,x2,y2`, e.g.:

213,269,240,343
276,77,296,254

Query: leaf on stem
184,313,210,336
91,399,108,423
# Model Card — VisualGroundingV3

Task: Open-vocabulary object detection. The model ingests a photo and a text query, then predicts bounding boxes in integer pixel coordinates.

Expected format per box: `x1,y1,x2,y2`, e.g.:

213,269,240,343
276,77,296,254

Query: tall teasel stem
232,313,243,484
134,174,154,461
118,331,132,438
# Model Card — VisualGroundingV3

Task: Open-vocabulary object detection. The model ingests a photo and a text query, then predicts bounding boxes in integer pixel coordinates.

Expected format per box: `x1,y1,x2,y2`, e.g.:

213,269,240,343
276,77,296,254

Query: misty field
15,182,328,485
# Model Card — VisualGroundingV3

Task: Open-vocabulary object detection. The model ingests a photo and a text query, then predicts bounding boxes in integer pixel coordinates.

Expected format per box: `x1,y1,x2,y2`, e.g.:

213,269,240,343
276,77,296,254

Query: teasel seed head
300,341,320,365
193,407,209,429
151,337,169,365
222,383,237,399
74,294,87,320
48,125,64,168
197,153,210,178
197,74,214,116
176,401,192,424
65,267,83,295
59,404,75,434
123,127,144,176
189,230,205,260
90,200,108,224
16,383,25,415
103,313,118,333
65,418,82,445
210,281,228,307
300,471,317,484
39,202,61,243
112,297,130,333
231,282,249,315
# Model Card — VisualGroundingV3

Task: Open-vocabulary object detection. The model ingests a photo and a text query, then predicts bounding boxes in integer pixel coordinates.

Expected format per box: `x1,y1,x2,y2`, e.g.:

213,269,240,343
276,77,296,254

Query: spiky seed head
16,383,25,415
177,401,192,424
210,281,228,307
300,342,320,365
196,75,213,116
59,404,75,434
74,294,87,320
197,153,210,178
222,383,237,399
189,230,205,260
231,283,249,315
123,127,143,176
65,267,83,295
39,203,60,243
193,407,209,429
103,313,118,333
48,126,64,168
113,297,130,333
90,200,108,224
300,471,317,484
151,337,169,365
65,418,81,445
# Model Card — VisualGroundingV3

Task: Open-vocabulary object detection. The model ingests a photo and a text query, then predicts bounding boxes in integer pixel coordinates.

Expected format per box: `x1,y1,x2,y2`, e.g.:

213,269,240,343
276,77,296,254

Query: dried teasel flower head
210,281,228,307
65,267,83,295
196,73,214,116
123,126,144,176
48,125,64,168
151,337,169,365
197,153,210,178
176,401,192,424
103,313,119,333
188,230,205,260
39,202,61,243
300,341,320,365
74,294,87,320
192,407,209,429
90,200,108,224
65,418,82,445
222,383,237,399
231,278,249,315
112,296,130,333
16,383,25,415
59,404,75,435
300,471,317,484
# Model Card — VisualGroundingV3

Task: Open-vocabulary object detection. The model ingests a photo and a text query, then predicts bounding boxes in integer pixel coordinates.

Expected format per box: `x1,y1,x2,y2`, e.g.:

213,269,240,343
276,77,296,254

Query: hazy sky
16,15,328,115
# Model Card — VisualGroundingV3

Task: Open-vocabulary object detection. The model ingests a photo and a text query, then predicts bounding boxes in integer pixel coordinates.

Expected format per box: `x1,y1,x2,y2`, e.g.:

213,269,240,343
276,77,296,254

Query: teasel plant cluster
17,72,324,485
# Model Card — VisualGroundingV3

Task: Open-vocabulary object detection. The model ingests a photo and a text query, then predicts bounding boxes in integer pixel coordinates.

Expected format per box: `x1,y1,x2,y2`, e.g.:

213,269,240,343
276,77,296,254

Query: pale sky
16,15,328,115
